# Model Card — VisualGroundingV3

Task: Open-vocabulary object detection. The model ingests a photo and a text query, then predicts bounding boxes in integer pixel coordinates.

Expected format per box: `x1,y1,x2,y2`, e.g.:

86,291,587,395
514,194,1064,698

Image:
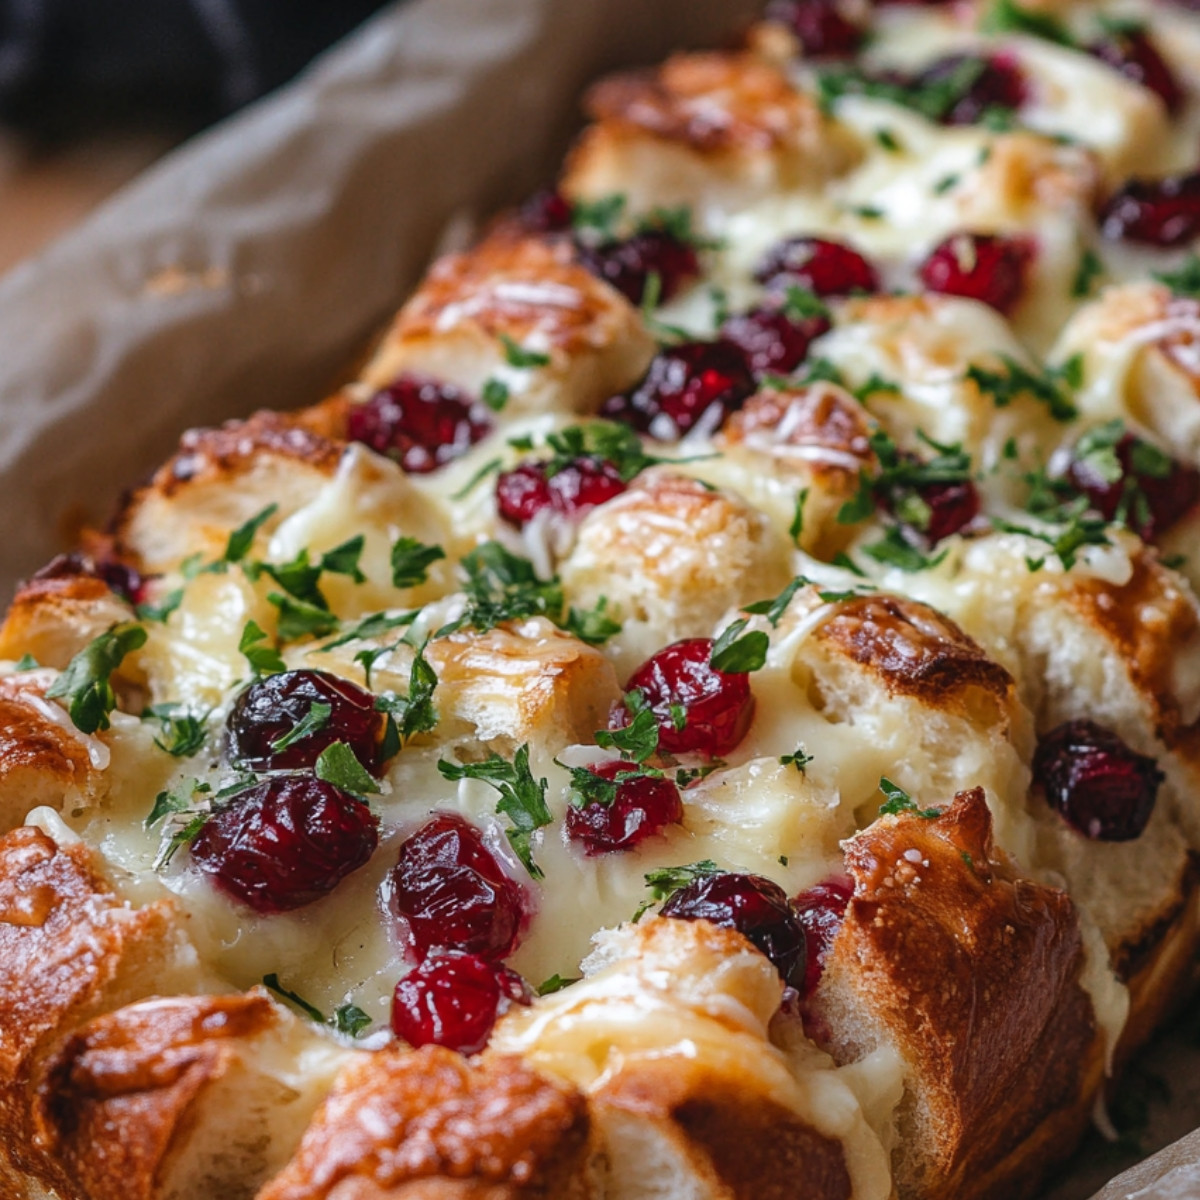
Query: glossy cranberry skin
1067,433,1200,540
190,776,379,913
916,53,1027,126
1100,172,1200,247
720,304,832,375
601,341,756,440
577,230,700,305
565,760,684,855
884,475,981,544
225,669,382,773
391,952,530,1055
918,232,1034,315
1088,29,1182,114
792,878,853,997
520,188,573,232
382,813,526,962
764,0,864,57
347,374,493,474
661,872,807,988
495,457,627,528
1032,720,1163,842
617,638,755,758
755,236,880,297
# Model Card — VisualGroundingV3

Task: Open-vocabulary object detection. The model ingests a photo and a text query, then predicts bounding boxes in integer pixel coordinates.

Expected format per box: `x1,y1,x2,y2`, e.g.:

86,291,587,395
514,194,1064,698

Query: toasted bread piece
258,1045,597,1200
32,991,357,1200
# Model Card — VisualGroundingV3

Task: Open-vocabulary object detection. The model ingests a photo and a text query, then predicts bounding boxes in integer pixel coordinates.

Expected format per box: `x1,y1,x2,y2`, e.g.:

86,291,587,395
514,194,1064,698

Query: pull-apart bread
7,1,1200,1196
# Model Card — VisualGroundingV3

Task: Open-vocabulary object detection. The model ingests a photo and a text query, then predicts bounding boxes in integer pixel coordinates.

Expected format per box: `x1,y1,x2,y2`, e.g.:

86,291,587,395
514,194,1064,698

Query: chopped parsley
594,694,661,765
144,703,209,758
781,285,830,323
269,702,332,754
789,487,809,545
992,512,1111,571
1153,254,1200,298
390,537,446,590
780,745,813,773
634,859,722,921
571,193,626,238
878,776,940,818
743,576,807,627
319,609,419,652
1071,247,1106,299
709,618,769,673
537,974,579,996
861,525,950,573
965,355,1079,422
262,973,325,1022
136,588,184,624
45,622,147,734
145,777,210,830
375,641,439,757
239,620,286,675
268,592,339,642
563,597,623,646
262,974,372,1037
981,0,1073,45
223,504,279,566
314,741,381,800
499,333,551,370
482,379,510,412
438,745,551,878
457,542,564,632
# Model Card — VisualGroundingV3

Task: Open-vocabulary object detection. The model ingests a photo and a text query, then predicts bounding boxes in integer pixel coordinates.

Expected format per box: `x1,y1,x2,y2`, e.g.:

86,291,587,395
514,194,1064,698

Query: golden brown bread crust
31,992,279,1200
0,827,191,1195
258,1046,595,1200
815,789,1096,1200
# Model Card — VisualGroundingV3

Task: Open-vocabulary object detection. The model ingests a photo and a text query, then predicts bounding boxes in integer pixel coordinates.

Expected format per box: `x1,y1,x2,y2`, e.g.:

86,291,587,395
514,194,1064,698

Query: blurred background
0,0,394,272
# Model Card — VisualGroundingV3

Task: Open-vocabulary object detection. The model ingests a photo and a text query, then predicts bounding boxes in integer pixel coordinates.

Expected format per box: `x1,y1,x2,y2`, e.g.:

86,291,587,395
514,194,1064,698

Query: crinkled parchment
0,1,1195,1196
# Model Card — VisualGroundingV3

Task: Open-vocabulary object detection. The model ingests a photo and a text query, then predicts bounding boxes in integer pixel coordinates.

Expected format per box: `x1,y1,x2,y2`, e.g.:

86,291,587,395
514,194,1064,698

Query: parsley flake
239,620,286,675
710,619,769,673
966,356,1078,421
780,745,813,773
499,333,551,369
46,622,147,734
482,379,510,412
1071,247,1105,299
390,537,446,590
982,0,1073,44
315,741,381,800
224,504,278,565
270,701,332,753
878,776,940,818
144,704,209,758
634,860,722,920
375,642,439,757
1153,255,1200,298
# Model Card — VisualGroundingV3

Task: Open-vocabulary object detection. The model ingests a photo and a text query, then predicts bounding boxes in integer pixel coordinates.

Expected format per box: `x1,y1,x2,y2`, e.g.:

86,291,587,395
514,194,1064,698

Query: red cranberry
495,457,627,528
792,878,853,997
225,669,382,773
1032,720,1163,842
347,374,493,474
1068,432,1200,540
520,188,573,233
576,230,700,305
764,0,865,56
755,236,879,297
190,776,379,913
565,761,684,855
1088,29,1182,114
33,552,146,606
600,341,756,440
660,872,807,988
382,813,527,962
720,304,832,375
915,53,1027,126
880,473,981,544
918,233,1034,315
1100,172,1200,246
390,952,530,1055
616,639,755,758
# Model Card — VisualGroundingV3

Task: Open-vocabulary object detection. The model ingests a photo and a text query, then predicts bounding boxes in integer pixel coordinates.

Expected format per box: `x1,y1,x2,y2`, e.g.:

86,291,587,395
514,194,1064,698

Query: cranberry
1100,172,1200,247
1068,432,1200,540
347,374,493,474
918,232,1034,315
495,457,627,528
520,188,573,233
382,814,527,962
1032,720,1163,842
764,0,865,57
616,638,755,758
600,341,756,439
390,952,530,1055
660,872,807,987
576,230,700,305
190,776,379,913
881,473,981,544
1088,28,1182,114
33,552,145,605
720,304,831,375
755,236,879,297
565,761,684,855
915,53,1027,126
225,669,382,773
792,878,853,997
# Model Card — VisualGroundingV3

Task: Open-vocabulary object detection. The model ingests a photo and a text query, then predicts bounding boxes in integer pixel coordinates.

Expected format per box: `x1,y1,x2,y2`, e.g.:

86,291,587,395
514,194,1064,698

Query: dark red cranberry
915,53,1027,126
32,552,146,606
882,475,981,544
720,304,832,375
520,188,573,233
390,952,530,1055
661,872,807,987
190,776,379,913
616,638,755,758
755,236,879,297
565,760,684,855
225,669,382,773
382,813,527,962
792,878,853,997
1100,172,1200,246
1068,432,1200,540
1088,28,1183,114
576,230,700,305
764,0,865,57
495,457,627,528
918,232,1034,315
600,341,756,440
347,374,493,474
1032,719,1163,842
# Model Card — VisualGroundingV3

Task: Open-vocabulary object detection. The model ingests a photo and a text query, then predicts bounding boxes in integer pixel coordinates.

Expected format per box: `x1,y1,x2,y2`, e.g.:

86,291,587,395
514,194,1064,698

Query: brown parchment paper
0,1,1196,1196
